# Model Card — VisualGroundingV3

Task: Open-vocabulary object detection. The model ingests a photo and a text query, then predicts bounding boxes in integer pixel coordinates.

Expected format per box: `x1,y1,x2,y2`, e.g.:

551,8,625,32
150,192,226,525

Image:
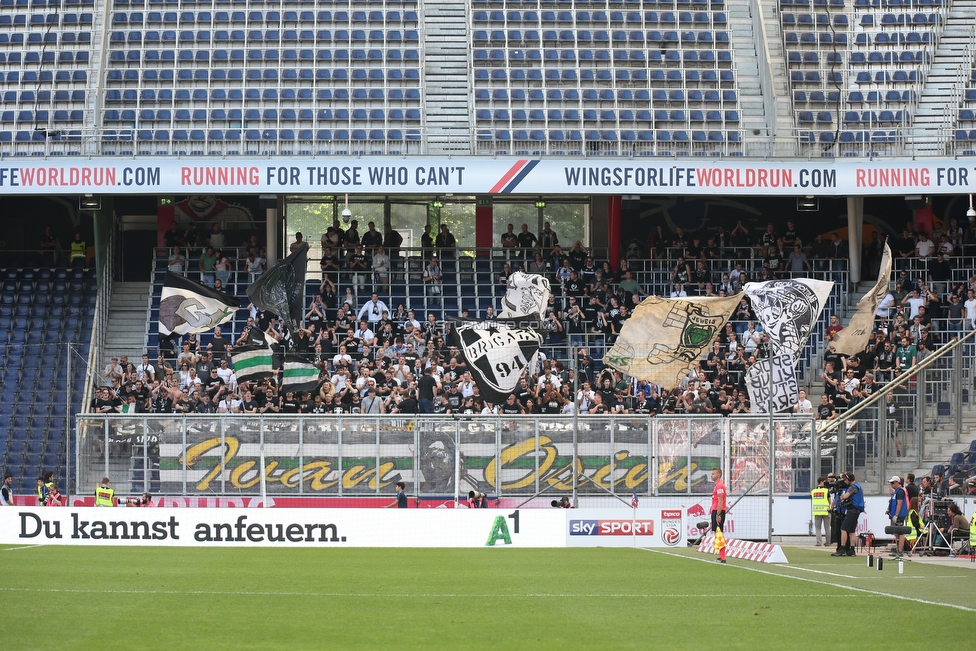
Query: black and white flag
158,272,239,337
450,272,550,403
743,278,832,412
281,353,320,393
453,323,545,403
230,342,274,384
745,355,799,414
246,241,308,337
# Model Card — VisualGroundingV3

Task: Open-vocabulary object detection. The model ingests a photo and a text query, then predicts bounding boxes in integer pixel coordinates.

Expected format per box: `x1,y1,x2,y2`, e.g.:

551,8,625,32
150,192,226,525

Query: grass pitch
2,544,973,650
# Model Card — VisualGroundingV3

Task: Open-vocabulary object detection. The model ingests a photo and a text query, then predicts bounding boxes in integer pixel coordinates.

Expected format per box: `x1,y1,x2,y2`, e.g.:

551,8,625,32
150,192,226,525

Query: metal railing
751,0,778,141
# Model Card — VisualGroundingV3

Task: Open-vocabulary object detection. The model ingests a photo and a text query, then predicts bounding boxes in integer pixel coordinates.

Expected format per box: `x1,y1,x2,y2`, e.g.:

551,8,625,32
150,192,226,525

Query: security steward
904,496,922,554
811,477,831,546
95,477,116,507
970,511,976,552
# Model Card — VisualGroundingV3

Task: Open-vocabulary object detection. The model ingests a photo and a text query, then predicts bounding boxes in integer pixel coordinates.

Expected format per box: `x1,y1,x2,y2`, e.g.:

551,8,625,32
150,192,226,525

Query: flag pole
767,348,775,544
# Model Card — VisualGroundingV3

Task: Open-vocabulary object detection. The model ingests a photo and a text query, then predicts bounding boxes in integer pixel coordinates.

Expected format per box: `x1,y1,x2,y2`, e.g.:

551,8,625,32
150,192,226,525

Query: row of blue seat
473,29,731,44
859,13,942,26
800,130,905,143
851,0,942,5
0,13,92,25
474,69,734,84
106,68,421,83
851,31,932,45
109,29,421,42
473,0,724,5
478,128,740,142
0,111,84,123
784,31,848,45
114,0,414,4
102,128,421,142
852,70,921,83
475,88,738,102
474,48,733,64
478,108,740,122
472,10,727,24
112,9,418,23
105,88,423,103
0,90,85,103
107,48,421,62
0,32,91,45
0,0,92,5
0,71,87,83
107,107,423,121
842,110,909,123
781,13,849,26
109,68,420,86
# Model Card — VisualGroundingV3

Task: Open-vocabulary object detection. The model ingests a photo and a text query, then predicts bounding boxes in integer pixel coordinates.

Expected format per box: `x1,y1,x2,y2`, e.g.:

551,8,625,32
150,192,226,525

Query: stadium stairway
422,0,470,155
911,0,976,155
730,0,791,146
103,281,150,364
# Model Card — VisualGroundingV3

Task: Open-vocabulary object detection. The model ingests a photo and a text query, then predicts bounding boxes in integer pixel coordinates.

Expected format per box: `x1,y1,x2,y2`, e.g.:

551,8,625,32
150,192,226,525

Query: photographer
467,491,488,509
831,472,864,557
825,473,843,549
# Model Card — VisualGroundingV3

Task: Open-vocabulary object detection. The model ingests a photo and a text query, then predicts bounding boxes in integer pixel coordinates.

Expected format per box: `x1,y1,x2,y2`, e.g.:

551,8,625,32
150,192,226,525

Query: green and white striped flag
230,343,273,384
282,354,320,393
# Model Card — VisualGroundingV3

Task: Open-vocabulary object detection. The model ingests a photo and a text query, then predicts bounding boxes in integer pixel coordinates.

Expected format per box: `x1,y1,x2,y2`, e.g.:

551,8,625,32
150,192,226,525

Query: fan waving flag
830,242,892,357
605,293,742,389
281,353,321,393
230,342,274,384
450,272,551,404
159,272,239,337
246,241,309,337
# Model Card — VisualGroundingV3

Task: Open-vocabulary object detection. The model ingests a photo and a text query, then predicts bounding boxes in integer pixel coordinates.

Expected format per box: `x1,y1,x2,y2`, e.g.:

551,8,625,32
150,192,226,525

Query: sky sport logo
569,520,654,536
660,510,683,547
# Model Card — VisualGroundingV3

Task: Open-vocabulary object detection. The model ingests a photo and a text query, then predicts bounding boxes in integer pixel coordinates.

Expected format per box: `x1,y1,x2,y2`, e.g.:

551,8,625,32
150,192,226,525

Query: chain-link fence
76,414,815,503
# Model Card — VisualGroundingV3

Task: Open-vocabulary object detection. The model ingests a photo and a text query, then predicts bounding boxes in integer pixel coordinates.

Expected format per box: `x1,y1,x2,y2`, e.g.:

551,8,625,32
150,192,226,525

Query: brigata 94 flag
451,272,550,404
158,272,239,337
604,294,741,388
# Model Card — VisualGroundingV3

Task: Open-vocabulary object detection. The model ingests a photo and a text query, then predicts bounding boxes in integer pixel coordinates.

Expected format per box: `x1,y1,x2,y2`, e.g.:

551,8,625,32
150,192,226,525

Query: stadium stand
0,267,95,494
0,0,968,156
140,228,848,417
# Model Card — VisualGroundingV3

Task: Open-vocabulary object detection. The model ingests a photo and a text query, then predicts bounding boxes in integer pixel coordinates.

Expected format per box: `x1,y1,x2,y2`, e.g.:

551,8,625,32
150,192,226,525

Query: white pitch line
785,566,859,579
2,544,42,551
638,548,976,613
0,587,869,599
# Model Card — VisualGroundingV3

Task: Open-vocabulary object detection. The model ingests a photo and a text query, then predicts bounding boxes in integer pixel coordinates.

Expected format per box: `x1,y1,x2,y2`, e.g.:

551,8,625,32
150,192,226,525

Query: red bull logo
686,504,707,518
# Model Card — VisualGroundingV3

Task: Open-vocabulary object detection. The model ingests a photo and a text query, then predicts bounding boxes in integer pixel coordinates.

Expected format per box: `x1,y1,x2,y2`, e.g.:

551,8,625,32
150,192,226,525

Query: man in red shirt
711,468,728,563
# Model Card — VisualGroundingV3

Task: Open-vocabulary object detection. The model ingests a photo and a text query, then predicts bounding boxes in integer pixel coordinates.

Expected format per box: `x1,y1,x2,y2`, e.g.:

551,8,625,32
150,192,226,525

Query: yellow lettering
368,461,399,490
342,464,374,489
484,436,557,490
230,460,260,489
306,461,338,491
181,436,239,491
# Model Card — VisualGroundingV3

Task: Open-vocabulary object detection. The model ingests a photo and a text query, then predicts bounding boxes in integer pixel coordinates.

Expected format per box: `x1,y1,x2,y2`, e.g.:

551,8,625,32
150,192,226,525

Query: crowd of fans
98,216,976,419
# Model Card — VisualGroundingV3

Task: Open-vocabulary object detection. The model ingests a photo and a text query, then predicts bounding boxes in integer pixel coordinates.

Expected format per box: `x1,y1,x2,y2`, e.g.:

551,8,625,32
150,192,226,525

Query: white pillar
266,208,278,267
846,196,863,285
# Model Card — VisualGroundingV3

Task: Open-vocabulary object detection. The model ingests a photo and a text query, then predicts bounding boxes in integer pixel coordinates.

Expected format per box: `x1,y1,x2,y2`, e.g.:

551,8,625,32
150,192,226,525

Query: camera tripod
909,497,952,556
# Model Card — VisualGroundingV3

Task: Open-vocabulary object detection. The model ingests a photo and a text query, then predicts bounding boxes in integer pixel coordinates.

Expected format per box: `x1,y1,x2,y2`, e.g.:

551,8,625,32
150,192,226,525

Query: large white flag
605,293,742,389
743,278,833,412
829,242,891,357
744,278,834,360
745,355,799,414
